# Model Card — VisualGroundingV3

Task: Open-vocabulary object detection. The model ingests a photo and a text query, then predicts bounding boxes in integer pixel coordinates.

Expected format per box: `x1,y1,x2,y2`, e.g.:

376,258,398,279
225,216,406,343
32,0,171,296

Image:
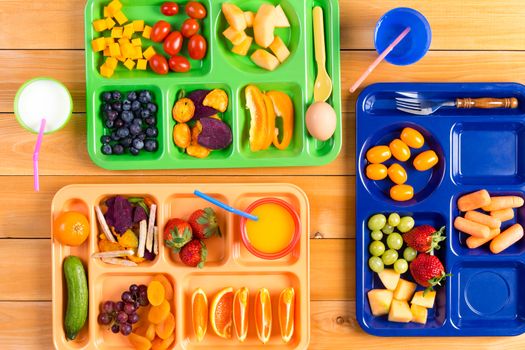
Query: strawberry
188,207,221,240
403,225,446,253
409,253,450,291
179,239,207,268
164,218,192,253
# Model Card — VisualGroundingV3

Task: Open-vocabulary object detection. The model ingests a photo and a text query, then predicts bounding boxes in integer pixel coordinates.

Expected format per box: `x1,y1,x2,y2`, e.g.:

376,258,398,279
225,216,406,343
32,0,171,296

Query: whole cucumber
63,256,88,340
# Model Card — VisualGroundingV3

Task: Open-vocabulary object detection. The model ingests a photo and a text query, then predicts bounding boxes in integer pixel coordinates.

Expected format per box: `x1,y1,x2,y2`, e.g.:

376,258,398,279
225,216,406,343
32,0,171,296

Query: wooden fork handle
456,97,519,109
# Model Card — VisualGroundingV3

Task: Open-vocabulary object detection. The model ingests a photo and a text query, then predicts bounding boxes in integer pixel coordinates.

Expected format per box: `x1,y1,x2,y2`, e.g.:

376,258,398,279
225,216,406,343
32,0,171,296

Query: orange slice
192,288,208,342
279,287,295,343
233,287,249,342
210,287,233,339
255,288,272,344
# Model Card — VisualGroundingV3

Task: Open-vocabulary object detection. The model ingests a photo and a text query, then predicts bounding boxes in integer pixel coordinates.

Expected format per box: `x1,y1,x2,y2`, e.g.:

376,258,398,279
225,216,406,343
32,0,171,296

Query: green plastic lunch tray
85,0,341,170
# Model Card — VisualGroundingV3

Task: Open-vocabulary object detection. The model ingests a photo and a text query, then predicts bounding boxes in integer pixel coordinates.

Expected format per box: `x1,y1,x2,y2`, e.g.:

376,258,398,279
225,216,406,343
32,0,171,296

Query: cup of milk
14,77,73,134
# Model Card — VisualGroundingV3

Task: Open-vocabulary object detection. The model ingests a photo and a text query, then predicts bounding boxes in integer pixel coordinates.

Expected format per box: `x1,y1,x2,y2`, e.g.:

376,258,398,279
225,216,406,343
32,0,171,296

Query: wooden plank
0,176,354,239
0,302,52,350
0,239,351,301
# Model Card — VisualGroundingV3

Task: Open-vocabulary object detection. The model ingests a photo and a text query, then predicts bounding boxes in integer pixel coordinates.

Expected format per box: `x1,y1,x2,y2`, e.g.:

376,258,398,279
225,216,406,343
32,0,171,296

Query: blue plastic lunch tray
356,82,525,336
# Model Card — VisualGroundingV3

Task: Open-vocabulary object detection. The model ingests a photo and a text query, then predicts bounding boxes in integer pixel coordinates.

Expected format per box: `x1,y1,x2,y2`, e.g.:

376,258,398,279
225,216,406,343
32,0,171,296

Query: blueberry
136,133,146,141
146,127,158,138
132,118,143,126
132,138,144,150
129,123,142,136
120,137,133,148
138,90,152,104
102,92,113,102
145,116,156,126
130,147,140,156
112,102,122,112
112,91,122,101
103,104,112,113
147,103,157,113
111,131,121,141
114,119,124,128
105,119,115,129
106,110,118,121
131,100,141,111
101,144,113,155
101,135,112,144
127,91,138,101
122,100,132,111
144,139,158,152
121,110,134,123
117,127,130,138
112,144,125,155
140,109,151,119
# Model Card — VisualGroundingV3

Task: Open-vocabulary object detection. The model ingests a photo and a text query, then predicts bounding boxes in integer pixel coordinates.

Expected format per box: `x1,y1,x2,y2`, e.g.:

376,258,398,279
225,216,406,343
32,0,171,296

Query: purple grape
97,313,111,325
130,284,139,293
138,284,147,293
128,313,139,324
116,301,125,312
139,289,148,299
124,302,136,315
120,323,132,336
102,301,115,314
116,311,128,323
122,291,134,303
138,296,149,307
111,324,120,334
134,301,140,309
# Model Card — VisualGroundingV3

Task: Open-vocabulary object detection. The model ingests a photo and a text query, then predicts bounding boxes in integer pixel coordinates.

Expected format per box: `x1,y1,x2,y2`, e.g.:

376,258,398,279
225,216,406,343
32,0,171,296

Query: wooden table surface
1,0,525,348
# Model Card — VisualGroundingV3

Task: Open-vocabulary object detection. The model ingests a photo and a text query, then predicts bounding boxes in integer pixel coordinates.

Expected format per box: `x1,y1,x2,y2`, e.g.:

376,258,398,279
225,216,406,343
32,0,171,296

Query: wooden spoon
313,6,332,102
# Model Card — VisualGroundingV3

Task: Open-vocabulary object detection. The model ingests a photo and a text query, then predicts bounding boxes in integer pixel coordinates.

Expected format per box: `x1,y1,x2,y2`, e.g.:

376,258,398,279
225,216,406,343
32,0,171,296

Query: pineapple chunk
232,36,253,56
269,36,290,63
137,59,148,70
113,10,128,25
132,38,142,47
100,63,114,78
111,27,123,38
411,291,436,309
388,300,412,323
274,5,290,28
393,279,417,301
124,59,136,70
244,11,255,27
223,27,247,46
142,25,152,39
105,17,116,30
91,38,106,52
410,304,428,324
377,269,401,291
250,49,280,71
105,57,118,70
143,46,156,60
133,20,145,32
93,19,107,32
109,43,121,57
367,289,393,316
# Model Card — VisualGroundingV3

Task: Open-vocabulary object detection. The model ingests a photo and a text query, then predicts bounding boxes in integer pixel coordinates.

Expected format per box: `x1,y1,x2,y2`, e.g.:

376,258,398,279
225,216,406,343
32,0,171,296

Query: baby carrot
482,196,524,211
466,228,500,249
490,224,524,254
490,208,515,223
454,217,490,238
458,190,491,212
465,211,501,229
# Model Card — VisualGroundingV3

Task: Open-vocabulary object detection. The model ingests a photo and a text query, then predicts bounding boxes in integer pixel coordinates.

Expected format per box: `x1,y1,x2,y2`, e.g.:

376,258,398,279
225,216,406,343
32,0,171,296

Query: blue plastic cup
374,7,432,66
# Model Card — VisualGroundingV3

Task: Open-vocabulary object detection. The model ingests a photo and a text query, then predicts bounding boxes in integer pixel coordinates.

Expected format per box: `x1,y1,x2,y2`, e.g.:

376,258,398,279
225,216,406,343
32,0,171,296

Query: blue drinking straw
194,190,259,221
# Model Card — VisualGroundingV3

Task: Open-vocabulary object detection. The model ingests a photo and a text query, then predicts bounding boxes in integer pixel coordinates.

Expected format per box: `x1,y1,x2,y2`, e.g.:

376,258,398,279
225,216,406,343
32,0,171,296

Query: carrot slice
454,217,490,238
465,211,501,229
458,190,491,212
466,228,500,249
490,224,524,254
482,196,524,211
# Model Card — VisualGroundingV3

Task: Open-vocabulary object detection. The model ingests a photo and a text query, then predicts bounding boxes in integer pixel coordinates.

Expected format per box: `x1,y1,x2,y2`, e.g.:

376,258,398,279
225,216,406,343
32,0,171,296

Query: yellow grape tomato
387,163,408,185
390,184,414,202
366,145,391,164
400,127,425,149
366,164,388,181
413,150,439,171
389,139,411,162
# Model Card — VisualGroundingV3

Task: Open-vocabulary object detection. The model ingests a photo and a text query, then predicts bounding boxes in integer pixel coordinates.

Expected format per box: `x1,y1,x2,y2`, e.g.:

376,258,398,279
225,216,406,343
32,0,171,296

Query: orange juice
244,200,298,256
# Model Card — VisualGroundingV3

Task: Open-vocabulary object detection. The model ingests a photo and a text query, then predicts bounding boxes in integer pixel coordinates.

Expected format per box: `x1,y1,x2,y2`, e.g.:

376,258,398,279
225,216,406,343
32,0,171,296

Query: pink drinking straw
349,27,411,94
33,119,46,192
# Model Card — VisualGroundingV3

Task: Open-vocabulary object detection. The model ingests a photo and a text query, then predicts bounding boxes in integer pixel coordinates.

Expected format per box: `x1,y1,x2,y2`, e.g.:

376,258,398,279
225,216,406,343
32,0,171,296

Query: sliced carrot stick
466,228,500,249
490,208,515,222
458,190,491,212
454,217,490,238
490,224,524,254
482,196,524,211
465,211,501,229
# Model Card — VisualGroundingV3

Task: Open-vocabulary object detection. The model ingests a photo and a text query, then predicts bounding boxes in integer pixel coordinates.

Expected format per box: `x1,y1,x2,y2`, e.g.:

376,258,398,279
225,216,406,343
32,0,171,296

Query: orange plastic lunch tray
51,183,310,350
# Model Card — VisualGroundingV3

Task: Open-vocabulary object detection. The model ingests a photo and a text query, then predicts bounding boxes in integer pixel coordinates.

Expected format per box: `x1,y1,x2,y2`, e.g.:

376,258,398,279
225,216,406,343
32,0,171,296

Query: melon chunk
367,289,393,316
253,4,276,48
269,36,290,63
377,269,401,291
411,291,436,309
222,3,247,31
388,300,412,323
232,36,253,56
223,27,247,46
274,5,290,28
393,279,417,301
251,49,280,71
410,304,428,324
244,11,255,27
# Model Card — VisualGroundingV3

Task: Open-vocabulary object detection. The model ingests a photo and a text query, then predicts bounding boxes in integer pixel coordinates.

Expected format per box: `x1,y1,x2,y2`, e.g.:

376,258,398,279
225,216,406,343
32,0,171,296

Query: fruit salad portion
366,213,449,325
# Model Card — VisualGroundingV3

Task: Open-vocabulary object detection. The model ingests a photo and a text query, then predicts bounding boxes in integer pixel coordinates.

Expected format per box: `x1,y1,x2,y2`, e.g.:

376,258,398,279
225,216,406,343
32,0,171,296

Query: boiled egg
306,102,337,141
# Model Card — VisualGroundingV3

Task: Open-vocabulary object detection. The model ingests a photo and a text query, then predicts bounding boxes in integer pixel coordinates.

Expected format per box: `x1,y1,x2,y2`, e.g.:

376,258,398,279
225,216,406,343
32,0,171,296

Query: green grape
368,214,387,231
381,249,398,265
369,241,386,257
398,216,415,233
394,259,408,274
382,224,395,235
368,256,384,273
388,213,401,227
403,247,418,262
370,230,383,241
387,232,403,250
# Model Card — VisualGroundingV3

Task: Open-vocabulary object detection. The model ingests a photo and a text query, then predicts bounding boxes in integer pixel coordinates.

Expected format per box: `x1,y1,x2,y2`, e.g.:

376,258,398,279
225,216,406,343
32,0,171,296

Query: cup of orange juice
240,198,301,260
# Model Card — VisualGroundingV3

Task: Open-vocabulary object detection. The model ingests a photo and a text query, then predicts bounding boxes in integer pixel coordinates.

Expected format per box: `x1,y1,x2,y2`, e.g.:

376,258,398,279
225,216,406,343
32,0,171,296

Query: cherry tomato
185,1,207,19
169,55,191,73
188,34,207,60
390,184,414,202
401,127,425,149
366,164,388,181
366,145,391,164
149,54,169,75
413,150,439,171
181,18,200,38
387,163,408,185
389,139,411,162
163,31,184,56
151,20,172,43
161,2,179,16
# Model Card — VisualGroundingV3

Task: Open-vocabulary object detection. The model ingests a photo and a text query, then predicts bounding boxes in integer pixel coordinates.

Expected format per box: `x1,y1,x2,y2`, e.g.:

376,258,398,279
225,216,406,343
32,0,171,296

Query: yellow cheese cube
133,20,145,32
91,37,106,52
103,6,110,18
105,17,116,30
118,37,130,46
132,38,142,47
111,27,123,38
109,43,121,57
116,55,126,62
142,25,152,39
105,37,114,46
137,59,148,70
107,0,122,15
105,57,118,70
132,46,143,59
123,23,134,38
121,43,135,58
124,59,136,70
93,19,107,32
114,11,128,25
143,46,156,60
100,63,114,78
103,47,111,57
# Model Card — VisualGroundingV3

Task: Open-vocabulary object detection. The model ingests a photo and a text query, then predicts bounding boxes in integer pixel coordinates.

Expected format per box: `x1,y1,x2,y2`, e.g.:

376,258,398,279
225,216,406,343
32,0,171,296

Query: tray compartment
449,260,525,334
451,121,525,186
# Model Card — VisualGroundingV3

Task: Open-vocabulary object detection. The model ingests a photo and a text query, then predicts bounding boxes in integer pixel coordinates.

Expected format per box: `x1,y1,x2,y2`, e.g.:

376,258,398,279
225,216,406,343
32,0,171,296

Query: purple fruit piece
197,117,233,150
105,196,133,234
133,206,147,223
187,90,217,120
